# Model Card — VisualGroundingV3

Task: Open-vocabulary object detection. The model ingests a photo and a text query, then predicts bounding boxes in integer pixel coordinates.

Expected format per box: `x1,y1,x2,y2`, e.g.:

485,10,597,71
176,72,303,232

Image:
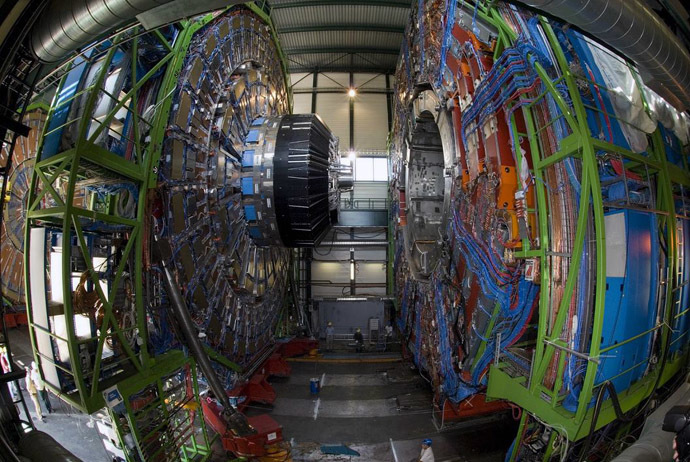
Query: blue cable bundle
471,279,538,386
460,38,547,152
437,0,457,88
432,277,468,402
430,207,538,402
414,293,423,365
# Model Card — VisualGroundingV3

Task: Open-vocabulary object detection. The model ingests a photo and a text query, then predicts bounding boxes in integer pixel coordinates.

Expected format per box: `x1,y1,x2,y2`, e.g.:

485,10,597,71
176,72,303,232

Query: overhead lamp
350,259,356,281
348,88,356,97
348,150,356,164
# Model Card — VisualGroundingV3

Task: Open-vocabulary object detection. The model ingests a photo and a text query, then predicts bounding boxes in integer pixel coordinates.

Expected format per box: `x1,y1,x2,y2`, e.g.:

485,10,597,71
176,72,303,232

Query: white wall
290,71,391,152
290,71,391,300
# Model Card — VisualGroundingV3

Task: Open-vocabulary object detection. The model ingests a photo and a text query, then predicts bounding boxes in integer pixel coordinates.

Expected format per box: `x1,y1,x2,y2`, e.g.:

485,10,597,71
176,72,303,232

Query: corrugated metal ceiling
267,0,410,74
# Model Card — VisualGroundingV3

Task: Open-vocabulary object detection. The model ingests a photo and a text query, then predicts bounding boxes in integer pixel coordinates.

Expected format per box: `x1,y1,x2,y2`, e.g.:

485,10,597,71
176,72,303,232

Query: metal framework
482,12,689,444
21,3,294,460
391,1,690,459
25,22,196,414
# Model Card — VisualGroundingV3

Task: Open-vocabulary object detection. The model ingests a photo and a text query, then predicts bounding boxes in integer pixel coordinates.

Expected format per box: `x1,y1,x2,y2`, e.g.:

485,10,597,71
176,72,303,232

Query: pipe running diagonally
518,0,690,111
30,0,175,63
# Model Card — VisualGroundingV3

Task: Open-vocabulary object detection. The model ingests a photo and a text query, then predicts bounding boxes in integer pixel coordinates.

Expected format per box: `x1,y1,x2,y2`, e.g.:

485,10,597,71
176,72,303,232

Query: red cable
586,64,613,144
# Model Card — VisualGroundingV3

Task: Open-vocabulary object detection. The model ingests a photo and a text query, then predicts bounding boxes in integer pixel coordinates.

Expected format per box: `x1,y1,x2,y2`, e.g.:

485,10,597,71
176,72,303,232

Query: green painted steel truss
460,5,690,455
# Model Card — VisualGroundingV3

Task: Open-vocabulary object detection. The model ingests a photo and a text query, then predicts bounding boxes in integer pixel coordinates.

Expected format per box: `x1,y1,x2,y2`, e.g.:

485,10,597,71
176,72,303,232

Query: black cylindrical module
240,114,340,247
273,114,335,247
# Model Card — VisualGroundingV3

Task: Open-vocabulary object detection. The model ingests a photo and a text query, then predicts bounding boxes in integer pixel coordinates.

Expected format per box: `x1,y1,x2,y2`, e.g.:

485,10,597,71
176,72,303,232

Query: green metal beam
271,0,411,9
280,24,404,34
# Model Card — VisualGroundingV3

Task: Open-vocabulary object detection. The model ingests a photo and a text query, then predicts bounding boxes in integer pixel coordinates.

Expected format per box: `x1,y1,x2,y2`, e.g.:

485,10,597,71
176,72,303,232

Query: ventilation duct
30,0,175,62
519,0,690,111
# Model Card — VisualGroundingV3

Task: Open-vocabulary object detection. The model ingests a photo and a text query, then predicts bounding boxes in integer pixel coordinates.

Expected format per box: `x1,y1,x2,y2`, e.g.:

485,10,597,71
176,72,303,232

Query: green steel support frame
23,4,292,460
456,4,690,455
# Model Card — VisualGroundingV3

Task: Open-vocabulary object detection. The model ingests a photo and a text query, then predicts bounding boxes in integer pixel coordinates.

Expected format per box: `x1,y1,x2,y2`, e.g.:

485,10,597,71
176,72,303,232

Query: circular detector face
0,110,45,303
403,90,454,280
155,9,290,364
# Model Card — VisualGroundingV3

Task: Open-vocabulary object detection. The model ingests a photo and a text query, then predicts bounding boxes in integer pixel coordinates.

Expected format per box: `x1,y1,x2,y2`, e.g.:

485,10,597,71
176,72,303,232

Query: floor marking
313,398,321,420
390,438,399,462
320,372,326,387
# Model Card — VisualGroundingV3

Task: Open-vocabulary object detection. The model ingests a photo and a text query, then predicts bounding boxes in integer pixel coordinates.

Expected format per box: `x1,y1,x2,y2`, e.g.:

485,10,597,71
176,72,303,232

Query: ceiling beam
284,47,400,55
289,66,394,74
280,24,405,34
292,87,393,94
271,0,411,9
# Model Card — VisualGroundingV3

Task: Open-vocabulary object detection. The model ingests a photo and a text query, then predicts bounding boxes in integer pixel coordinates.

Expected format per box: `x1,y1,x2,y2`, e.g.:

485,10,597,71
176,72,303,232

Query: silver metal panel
605,212,627,278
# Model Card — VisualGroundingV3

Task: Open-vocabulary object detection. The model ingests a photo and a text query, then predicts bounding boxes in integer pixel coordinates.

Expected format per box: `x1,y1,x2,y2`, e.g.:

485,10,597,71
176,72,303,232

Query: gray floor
6,327,517,461
6,326,111,461
244,350,517,462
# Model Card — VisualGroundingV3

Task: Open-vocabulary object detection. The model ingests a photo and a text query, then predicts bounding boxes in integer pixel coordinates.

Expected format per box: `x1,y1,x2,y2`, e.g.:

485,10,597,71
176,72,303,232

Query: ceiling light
348,150,356,164
348,88,356,97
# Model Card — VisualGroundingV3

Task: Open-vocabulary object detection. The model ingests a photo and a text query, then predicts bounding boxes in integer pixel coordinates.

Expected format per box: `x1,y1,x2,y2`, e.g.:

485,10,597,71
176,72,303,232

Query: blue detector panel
41,55,92,159
242,150,255,168
246,129,260,143
244,205,257,221
241,177,253,195
598,210,658,392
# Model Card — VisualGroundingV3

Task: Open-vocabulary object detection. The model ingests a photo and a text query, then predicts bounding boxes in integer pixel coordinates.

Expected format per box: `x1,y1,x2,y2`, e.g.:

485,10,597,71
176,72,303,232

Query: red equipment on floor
229,373,276,406
435,394,509,421
202,398,283,457
202,346,299,458
276,337,318,357
262,353,291,377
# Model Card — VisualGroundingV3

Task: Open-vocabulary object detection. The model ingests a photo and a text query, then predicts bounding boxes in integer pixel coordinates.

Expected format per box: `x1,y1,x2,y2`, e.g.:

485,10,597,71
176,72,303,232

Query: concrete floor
6,326,111,461
243,347,517,462
6,327,516,461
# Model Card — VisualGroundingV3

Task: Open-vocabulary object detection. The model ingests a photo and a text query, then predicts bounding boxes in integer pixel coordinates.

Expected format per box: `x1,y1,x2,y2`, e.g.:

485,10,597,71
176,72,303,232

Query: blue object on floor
321,445,360,456
310,377,320,395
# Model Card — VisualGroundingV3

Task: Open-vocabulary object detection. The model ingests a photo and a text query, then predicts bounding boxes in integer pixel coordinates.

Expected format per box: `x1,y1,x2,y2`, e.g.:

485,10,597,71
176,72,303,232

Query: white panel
353,73,387,89
29,228,60,389
353,181,388,200
355,158,374,181
354,94,388,151
316,93,350,148
318,72,350,88
292,93,311,114
358,262,387,283
290,72,313,89
312,261,350,284
605,212,627,278
312,285,347,298
362,287,387,296
313,250,387,262
373,158,389,181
